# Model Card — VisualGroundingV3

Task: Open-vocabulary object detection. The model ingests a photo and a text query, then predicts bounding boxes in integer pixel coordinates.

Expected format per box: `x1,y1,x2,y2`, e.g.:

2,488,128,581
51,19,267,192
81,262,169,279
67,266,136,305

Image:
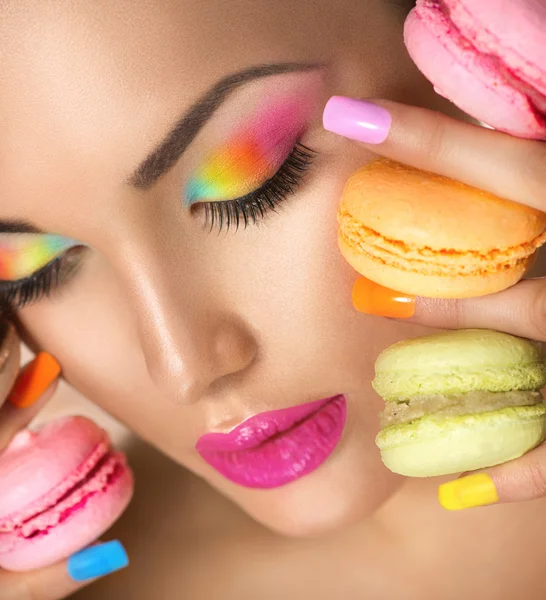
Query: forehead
0,0,332,135
0,1,335,227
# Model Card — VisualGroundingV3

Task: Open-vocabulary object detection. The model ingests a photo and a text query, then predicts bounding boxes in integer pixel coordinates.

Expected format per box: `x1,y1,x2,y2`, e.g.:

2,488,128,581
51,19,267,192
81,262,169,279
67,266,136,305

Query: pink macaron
0,416,134,572
404,0,546,139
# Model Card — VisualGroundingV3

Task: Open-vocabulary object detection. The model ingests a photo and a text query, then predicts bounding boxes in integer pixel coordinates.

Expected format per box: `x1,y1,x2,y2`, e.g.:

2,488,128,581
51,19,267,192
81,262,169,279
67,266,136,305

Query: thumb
438,441,546,510
0,540,129,600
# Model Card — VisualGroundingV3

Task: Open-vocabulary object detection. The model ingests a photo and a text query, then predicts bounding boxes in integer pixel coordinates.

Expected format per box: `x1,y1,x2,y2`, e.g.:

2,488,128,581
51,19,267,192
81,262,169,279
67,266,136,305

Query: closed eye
192,142,316,232
0,246,86,313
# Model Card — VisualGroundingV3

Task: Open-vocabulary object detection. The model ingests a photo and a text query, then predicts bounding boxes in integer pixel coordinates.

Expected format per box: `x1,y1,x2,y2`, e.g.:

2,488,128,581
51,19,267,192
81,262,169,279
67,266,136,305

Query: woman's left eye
193,142,316,232
0,246,85,313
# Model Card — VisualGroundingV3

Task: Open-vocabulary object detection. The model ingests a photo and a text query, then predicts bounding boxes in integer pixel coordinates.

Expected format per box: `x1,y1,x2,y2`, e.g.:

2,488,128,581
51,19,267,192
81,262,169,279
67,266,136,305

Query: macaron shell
340,159,546,251
376,329,544,372
373,329,546,401
443,0,546,96
0,417,107,519
376,404,546,477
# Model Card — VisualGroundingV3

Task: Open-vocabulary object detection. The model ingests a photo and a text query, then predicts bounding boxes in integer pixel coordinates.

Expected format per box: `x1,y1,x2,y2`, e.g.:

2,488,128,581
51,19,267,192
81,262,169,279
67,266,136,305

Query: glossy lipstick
196,395,347,489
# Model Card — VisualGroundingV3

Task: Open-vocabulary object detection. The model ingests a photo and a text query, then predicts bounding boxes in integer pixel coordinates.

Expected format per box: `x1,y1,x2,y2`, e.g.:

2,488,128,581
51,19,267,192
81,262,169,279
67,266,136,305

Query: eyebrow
0,220,43,235
128,62,320,190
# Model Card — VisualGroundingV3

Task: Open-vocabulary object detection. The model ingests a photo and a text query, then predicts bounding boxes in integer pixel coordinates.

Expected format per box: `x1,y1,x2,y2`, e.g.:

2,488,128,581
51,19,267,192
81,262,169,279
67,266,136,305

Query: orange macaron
337,158,546,299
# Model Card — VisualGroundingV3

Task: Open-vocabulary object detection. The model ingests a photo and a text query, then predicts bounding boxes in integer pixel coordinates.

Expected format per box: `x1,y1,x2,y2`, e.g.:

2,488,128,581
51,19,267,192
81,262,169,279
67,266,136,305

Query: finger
0,322,21,406
0,352,62,451
412,279,546,340
437,440,546,510
0,540,129,600
352,276,546,342
323,96,546,211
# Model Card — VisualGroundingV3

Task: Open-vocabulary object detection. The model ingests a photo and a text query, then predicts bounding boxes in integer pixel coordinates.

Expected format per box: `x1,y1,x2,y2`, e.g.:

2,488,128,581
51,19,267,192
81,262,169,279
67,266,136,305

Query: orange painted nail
8,352,61,409
352,277,416,318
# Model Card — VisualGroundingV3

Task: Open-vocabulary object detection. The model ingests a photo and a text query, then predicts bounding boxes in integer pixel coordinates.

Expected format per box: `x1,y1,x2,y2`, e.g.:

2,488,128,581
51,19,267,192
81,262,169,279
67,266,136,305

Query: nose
133,282,258,404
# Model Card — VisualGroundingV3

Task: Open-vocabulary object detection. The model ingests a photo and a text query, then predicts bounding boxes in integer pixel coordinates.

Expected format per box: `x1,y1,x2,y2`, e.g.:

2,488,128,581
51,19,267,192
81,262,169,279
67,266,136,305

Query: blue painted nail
67,540,129,582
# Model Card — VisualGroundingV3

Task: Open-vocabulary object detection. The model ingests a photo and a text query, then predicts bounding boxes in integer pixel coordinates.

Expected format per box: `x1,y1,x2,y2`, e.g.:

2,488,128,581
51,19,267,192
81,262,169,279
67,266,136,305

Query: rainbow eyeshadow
0,234,78,281
185,98,303,205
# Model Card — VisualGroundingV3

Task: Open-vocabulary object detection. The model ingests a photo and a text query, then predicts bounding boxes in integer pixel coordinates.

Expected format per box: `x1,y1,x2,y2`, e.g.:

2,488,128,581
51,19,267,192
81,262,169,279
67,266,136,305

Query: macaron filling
380,389,543,428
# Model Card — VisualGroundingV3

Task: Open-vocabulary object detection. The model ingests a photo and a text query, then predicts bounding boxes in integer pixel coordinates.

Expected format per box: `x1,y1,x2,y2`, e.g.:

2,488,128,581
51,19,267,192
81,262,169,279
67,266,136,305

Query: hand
323,95,546,510
0,322,128,599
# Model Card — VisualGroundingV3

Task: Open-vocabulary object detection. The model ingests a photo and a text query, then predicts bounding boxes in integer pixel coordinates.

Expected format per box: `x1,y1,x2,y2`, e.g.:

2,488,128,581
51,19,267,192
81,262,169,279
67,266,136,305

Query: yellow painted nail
438,473,499,511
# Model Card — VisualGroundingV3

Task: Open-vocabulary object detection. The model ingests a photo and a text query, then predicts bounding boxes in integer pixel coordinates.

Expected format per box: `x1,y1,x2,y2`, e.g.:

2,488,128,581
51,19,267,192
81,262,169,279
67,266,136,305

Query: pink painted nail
322,96,392,144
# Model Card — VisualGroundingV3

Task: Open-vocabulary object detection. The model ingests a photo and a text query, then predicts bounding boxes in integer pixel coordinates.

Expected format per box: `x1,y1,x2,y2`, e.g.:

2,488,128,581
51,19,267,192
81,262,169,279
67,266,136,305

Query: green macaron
373,329,546,477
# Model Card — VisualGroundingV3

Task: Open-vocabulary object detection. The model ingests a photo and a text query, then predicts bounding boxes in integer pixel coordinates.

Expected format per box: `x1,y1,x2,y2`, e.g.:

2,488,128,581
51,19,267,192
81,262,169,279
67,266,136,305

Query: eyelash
0,246,85,314
0,142,316,311
0,257,65,314
198,142,316,232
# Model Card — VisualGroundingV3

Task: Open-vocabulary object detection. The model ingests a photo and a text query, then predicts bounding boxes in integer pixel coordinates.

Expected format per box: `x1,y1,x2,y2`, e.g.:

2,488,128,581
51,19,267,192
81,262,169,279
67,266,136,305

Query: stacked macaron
336,1,546,478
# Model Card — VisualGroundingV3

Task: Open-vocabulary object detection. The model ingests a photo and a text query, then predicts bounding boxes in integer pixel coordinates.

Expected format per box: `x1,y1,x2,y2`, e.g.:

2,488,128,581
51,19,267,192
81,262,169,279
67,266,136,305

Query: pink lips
196,395,347,489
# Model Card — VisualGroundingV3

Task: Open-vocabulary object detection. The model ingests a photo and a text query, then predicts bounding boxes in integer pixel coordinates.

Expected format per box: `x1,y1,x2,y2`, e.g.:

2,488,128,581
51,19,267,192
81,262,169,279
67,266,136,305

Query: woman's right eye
0,246,86,312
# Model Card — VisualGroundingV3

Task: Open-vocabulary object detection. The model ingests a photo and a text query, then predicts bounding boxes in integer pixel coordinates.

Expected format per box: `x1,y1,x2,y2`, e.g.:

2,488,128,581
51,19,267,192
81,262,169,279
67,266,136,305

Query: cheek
16,259,149,426
18,264,140,406
19,290,197,461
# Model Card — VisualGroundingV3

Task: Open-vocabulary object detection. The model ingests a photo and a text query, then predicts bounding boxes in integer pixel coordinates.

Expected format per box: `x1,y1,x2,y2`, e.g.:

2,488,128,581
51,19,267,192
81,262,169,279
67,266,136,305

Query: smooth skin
1,1,546,599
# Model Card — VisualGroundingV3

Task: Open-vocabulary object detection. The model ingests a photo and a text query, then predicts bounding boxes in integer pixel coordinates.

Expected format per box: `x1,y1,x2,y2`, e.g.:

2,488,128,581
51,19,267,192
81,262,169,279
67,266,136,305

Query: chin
209,449,403,538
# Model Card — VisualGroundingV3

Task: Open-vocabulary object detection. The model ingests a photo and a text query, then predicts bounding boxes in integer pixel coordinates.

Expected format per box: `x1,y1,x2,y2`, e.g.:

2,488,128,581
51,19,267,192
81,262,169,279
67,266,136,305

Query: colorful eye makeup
0,234,78,281
185,98,306,205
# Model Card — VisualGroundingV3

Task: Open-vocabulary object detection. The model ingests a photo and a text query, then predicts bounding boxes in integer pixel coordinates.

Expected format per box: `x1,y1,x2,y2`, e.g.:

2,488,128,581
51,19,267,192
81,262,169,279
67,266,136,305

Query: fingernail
323,96,392,144
8,352,61,409
68,540,129,582
438,473,499,511
352,277,415,318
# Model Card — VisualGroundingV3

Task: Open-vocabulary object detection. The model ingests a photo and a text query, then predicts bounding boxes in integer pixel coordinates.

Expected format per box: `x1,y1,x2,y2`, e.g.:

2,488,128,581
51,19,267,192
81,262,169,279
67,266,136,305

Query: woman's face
1,0,447,535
